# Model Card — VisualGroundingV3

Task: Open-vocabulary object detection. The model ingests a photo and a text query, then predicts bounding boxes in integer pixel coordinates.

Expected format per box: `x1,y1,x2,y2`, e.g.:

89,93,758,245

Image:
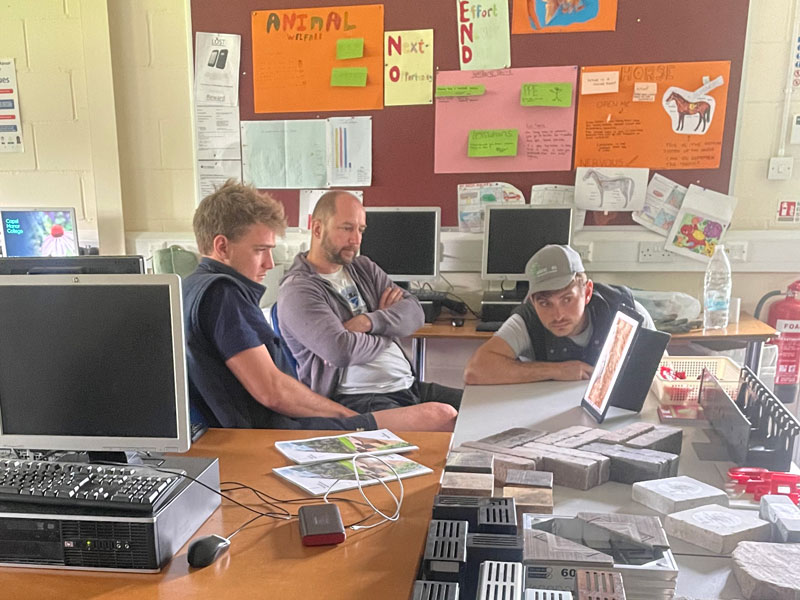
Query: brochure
273,453,432,496
274,429,417,465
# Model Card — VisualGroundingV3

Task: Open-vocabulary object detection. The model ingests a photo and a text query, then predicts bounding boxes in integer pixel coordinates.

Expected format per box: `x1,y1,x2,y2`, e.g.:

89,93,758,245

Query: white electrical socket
638,241,674,263
574,242,593,263
768,156,794,180
725,241,748,262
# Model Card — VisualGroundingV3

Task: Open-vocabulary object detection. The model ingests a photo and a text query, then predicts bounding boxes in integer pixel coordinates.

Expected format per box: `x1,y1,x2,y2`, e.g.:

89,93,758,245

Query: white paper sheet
194,32,241,107
0,58,23,153
326,117,372,187
196,106,241,160
632,173,687,236
285,120,327,189
574,167,650,211
241,120,286,188
197,160,242,202
457,182,524,232
665,184,738,262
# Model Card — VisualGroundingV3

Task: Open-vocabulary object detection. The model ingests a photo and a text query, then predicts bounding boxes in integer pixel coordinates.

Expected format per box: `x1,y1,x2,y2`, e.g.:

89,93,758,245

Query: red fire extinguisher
763,280,800,404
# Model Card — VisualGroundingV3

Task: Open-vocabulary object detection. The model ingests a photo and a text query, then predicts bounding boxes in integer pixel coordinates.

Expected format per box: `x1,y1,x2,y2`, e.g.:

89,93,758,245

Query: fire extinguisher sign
776,319,800,385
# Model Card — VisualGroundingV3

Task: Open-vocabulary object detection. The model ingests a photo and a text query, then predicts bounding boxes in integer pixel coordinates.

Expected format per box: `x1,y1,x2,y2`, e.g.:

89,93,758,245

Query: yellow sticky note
331,67,368,87
337,38,364,60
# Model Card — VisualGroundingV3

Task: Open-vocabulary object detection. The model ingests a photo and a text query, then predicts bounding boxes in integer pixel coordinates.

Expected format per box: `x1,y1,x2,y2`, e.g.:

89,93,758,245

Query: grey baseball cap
525,245,585,294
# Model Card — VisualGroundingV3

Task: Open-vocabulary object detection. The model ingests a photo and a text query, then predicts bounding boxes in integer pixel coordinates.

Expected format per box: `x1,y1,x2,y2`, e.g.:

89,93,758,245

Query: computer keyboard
475,320,504,332
0,458,183,513
411,289,449,302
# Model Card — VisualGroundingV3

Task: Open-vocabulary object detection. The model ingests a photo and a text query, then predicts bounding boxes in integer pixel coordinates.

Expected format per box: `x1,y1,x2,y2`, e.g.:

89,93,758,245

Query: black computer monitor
360,207,440,282
0,274,190,456
481,205,572,298
0,207,80,257
0,255,145,275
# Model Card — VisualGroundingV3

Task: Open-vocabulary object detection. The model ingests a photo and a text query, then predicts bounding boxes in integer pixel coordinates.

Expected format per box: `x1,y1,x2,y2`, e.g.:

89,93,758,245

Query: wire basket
653,356,742,405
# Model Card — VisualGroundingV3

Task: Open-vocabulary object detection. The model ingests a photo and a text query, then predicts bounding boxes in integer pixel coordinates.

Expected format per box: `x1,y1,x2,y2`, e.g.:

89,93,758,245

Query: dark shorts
267,412,378,431
334,381,463,414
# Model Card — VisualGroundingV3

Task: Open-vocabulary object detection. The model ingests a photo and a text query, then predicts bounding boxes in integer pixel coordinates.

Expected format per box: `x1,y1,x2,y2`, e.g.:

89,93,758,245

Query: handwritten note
581,70,619,95
520,82,573,107
337,38,364,60
435,85,486,97
633,81,657,102
331,67,368,87
468,129,518,157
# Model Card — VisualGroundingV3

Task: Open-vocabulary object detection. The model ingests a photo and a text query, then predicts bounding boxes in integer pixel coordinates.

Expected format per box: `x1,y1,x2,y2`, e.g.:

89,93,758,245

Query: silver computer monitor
0,207,80,257
481,205,573,282
360,207,440,282
0,274,191,453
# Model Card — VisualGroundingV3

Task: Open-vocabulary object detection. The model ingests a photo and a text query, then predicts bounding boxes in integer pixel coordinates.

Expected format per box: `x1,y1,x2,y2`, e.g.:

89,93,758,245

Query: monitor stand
481,282,529,322
52,450,146,465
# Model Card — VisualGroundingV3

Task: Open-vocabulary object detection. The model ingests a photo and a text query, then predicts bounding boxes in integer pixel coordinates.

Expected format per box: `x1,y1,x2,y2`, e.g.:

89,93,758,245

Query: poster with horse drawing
574,61,730,170
574,166,649,211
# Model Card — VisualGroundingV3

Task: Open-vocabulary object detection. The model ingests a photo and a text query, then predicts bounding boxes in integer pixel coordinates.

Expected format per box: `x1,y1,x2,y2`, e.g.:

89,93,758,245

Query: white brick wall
0,0,123,249
108,0,195,233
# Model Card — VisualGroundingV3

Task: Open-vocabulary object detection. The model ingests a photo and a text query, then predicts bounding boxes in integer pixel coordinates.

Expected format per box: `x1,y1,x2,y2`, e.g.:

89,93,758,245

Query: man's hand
343,314,372,333
379,286,404,310
550,360,594,381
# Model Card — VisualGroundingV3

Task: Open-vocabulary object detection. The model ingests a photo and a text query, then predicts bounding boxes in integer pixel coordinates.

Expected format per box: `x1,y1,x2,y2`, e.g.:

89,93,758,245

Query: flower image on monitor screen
1,210,78,257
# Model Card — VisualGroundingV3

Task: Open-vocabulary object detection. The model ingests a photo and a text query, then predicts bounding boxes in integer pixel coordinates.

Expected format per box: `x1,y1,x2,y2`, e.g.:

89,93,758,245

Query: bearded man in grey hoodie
278,192,462,415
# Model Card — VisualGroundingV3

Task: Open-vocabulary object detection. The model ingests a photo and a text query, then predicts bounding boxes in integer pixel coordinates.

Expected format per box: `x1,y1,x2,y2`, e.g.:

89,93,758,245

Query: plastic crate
653,356,741,405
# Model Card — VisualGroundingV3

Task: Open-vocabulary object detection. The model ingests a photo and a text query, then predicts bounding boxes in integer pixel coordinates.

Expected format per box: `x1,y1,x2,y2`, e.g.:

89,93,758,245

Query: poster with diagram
575,61,730,170
251,5,384,113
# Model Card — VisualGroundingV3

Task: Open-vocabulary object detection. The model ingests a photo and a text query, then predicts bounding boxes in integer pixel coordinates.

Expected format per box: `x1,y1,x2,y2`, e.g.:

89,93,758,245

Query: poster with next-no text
574,61,730,170
251,5,384,113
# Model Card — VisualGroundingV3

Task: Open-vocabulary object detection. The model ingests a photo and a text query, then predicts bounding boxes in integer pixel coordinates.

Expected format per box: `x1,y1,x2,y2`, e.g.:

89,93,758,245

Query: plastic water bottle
703,244,732,329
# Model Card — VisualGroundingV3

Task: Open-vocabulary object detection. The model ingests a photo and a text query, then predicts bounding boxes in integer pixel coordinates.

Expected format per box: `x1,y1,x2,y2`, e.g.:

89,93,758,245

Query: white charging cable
322,452,403,531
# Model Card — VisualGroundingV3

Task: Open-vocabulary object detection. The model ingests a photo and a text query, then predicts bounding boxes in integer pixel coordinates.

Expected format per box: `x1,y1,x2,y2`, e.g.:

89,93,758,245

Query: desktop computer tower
480,292,522,323
0,456,220,572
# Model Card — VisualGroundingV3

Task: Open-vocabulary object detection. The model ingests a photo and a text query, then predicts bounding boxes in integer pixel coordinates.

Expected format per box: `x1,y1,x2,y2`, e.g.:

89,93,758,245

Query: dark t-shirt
183,258,376,431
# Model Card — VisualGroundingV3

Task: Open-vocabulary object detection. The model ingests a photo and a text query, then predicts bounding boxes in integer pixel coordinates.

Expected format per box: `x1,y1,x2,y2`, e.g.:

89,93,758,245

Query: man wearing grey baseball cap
465,244,653,385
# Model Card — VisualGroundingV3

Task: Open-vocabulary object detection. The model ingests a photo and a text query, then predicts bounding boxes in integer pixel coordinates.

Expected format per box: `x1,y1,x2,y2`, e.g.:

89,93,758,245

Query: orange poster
574,61,731,170
251,5,384,113
511,0,617,34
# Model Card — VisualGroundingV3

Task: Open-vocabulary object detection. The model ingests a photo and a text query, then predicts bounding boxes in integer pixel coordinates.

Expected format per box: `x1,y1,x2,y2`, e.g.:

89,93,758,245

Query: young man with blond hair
183,180,456,431
465,244,654,385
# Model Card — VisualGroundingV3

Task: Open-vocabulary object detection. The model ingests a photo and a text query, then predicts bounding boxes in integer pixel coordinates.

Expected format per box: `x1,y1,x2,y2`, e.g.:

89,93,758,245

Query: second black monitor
482,205,573,281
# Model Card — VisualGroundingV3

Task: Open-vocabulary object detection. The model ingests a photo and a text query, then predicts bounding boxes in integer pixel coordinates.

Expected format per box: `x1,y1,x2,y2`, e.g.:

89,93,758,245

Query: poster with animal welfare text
511,0,618,34
574,61,730,170
251,5,384,113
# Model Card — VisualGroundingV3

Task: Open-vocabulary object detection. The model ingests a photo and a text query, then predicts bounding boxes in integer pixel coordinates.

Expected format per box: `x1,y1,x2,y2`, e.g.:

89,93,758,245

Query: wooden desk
0,429,451,600
409,312,776,378
453,381,749,598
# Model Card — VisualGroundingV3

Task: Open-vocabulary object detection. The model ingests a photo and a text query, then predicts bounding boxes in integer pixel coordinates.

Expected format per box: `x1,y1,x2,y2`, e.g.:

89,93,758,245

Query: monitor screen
360,207,440,282
0,208,79,257
481,206,572,281
0,255,145,275
0,274,190,453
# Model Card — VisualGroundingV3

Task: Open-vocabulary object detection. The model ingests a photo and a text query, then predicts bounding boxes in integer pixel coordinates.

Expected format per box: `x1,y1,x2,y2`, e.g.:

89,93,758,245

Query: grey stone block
632,476,729,514
733,541,800,600
665,505,771,554
625,425,684,455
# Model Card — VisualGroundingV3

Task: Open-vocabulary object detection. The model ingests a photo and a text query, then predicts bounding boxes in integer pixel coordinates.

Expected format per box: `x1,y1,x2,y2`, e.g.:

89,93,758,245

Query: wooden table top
411,312,776,344
0,429,451,600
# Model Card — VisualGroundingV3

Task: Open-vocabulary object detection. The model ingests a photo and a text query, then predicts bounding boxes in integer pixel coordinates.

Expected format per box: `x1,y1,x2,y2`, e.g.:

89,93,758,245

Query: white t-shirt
496,299,654,361
319,268,414,395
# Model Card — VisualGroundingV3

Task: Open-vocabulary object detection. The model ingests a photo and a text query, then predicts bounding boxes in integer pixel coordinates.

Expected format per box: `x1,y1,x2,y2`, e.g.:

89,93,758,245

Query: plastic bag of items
632,289,701,334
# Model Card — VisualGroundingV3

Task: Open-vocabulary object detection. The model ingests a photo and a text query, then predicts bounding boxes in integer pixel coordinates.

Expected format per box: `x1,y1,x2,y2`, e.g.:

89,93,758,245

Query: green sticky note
336,37,364,60
435,85,486,97
520,82,573,107
468,129,518,157
331,67,368,87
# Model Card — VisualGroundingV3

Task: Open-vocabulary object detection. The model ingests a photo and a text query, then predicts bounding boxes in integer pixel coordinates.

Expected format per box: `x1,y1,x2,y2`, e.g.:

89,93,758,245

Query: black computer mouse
187,534,231,568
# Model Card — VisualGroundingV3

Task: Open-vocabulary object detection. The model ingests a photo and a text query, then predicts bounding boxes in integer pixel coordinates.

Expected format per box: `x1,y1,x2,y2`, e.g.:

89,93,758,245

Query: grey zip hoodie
277,252,424,399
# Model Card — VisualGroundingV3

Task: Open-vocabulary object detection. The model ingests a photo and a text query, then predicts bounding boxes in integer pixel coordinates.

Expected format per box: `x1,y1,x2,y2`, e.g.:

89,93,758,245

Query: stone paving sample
632,476,728,514
665,505,771,554
733,541,800,600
